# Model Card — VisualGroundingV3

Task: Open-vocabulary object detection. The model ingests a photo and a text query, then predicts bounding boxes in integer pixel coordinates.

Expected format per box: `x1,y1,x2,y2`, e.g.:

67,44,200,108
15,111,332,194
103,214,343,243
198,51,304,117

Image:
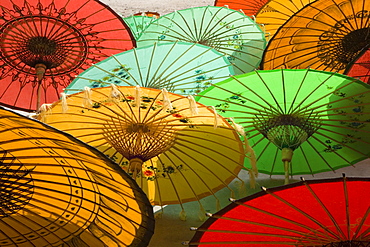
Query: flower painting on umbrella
0,0,134,112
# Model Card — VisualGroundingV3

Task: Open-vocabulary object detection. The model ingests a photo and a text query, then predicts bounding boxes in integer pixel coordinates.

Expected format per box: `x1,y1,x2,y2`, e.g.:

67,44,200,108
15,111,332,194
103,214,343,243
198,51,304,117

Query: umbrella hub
127,123,151,133
319,28,370,68
256,114,321,150
23,36,65,69
0,160,33,217
103,118,177,162
28,36,58,56
323,240,370,247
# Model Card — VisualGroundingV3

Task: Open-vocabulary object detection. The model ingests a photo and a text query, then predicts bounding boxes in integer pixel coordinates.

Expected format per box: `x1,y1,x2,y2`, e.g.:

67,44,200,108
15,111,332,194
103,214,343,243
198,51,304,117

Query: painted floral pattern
89,65,131,88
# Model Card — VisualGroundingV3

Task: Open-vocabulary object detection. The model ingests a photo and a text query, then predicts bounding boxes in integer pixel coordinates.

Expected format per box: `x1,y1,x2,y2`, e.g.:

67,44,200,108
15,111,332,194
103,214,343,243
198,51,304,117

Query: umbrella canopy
136,6,266,75
0,0,135,112
262,0,370,72
123,15,156,40
37,86,250,219
214,0,268,17
255,0,315,38
345,48,370,84
196,69,370,184
187,176,370,246
215,0,315,38
0,107,154,246
64,42,234,96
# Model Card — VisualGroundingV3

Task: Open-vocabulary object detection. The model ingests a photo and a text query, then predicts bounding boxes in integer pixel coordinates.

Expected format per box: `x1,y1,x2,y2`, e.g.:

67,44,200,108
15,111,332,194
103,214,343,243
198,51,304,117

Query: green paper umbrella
196,69,370,184
65,42,234,96
136,6,266,75
123,15,156,40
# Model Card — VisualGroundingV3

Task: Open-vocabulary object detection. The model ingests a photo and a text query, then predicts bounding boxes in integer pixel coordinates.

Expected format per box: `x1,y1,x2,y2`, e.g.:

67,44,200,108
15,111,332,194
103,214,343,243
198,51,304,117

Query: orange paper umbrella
262,0,370,72
0,106,154,246
0,0,135,112
37,85,252,220
215,0,315,38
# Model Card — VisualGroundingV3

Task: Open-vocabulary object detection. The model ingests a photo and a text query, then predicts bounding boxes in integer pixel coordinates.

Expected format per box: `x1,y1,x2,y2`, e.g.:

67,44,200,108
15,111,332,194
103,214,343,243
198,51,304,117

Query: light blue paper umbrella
123,15,156,40
136,6,266,74
65,42,234,95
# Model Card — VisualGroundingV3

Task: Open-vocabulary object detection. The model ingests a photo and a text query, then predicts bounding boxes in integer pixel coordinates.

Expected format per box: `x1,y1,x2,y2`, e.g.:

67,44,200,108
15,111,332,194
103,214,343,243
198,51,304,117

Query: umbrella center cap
340,28,370,63
255,114,321,150
103,118,177,161
319,28,370,69
127,123,150,133
323,240,370,246
28,36,58,56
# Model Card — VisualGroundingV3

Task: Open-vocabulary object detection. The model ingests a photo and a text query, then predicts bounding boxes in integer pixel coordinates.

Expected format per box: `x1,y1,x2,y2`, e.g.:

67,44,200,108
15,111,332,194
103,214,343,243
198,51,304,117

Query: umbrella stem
35,64,47,110
282,148,293,185
129,157,144,179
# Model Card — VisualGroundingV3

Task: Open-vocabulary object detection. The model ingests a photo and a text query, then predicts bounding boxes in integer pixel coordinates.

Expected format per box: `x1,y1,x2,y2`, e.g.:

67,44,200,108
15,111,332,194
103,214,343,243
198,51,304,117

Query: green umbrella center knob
255,114,321,150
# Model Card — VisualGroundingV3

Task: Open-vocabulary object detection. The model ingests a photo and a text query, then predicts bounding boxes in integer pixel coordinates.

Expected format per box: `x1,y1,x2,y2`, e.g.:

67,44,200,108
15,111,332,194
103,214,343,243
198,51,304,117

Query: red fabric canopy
0,0,135,112
189,176,370,246
214,0,268,17
346,49,370,84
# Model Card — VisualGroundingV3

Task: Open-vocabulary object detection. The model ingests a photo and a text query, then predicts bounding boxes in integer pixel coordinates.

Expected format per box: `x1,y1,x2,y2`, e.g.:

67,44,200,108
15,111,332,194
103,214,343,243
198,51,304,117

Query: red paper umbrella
346,49,370,84
187,175,370,246
214,0,268,17
0,0,135,112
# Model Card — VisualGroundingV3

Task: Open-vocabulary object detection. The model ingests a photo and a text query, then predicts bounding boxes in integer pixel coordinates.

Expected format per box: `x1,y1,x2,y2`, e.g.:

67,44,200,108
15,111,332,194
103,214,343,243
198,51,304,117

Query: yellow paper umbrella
37,86,250,220
0,107,154,246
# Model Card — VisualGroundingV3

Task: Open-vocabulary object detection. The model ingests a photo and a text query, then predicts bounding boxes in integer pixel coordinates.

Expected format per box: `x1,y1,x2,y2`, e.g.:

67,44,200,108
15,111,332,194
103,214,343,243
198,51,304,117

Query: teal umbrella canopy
123,15,156,40
196,69,370,184
65,42,234,95
136,6,266,75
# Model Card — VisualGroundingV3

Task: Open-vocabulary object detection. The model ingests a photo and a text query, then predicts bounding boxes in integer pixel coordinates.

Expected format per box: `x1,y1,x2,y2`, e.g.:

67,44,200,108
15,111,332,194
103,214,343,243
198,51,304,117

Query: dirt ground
101,0,215,17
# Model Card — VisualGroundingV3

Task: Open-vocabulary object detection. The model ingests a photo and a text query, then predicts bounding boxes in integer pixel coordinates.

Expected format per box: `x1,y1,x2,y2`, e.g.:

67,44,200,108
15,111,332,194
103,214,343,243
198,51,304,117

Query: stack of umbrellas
182,0,370,245
2,0,370,246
